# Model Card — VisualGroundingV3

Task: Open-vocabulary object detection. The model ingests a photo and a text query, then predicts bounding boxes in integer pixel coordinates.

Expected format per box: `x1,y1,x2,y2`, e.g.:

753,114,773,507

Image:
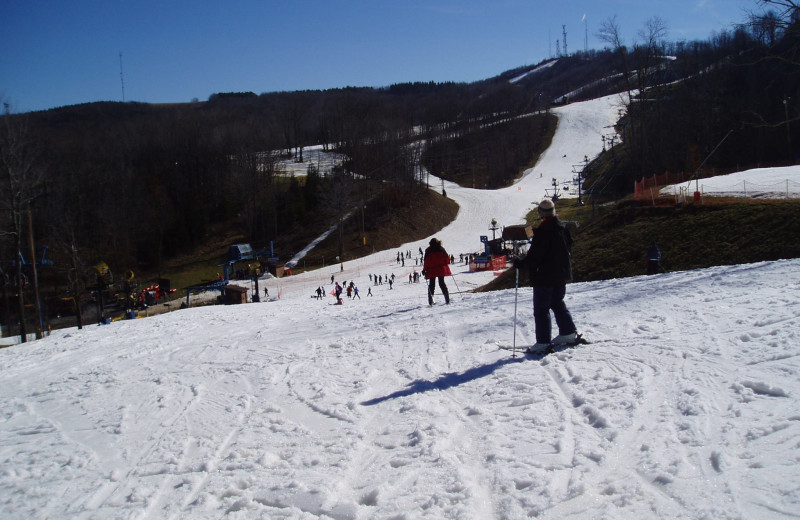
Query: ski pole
512,268,519,358
449,272,461,299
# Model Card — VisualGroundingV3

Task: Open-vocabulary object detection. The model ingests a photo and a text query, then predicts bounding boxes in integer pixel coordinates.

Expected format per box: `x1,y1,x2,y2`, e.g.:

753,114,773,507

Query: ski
554,333,589,347
497,334,589,356
497,343,530,351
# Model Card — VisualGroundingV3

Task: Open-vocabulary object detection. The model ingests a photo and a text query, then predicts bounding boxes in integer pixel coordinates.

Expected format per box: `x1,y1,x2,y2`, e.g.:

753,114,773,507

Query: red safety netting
469,256,507,272
634,171,692,200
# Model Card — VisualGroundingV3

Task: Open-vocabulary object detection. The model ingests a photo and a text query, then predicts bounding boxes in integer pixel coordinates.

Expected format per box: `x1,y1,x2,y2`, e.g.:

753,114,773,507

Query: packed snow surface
2,95,799,519
662,165,800,198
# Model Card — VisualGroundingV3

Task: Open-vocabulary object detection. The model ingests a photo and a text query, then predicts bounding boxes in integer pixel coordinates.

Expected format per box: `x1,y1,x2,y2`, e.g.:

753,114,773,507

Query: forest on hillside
1,0,798,337
581,7,800,196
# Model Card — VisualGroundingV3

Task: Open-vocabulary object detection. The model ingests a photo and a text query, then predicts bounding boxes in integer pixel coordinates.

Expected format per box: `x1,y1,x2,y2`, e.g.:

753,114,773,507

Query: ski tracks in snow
3,262,799,518
93,330,260,518
350,298,500,518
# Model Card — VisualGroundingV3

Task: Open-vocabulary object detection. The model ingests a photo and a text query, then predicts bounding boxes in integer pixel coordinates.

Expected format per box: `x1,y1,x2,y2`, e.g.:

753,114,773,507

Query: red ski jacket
423,246,452,279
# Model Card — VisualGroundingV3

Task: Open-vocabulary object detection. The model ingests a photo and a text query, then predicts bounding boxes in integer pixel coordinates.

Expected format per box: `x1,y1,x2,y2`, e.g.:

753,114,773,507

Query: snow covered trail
275,94,623,285
403,94,624,258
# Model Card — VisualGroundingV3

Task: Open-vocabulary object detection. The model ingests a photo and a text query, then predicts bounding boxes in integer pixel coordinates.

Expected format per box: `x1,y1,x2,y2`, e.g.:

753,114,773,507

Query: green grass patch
480,197,800,291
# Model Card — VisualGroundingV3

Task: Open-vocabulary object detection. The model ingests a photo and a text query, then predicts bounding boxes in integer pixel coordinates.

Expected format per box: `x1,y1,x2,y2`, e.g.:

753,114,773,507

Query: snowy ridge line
509,59,558,84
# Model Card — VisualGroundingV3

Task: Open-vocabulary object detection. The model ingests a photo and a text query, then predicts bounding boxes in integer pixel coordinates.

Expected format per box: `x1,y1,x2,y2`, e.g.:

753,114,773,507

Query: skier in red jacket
423,238,451,305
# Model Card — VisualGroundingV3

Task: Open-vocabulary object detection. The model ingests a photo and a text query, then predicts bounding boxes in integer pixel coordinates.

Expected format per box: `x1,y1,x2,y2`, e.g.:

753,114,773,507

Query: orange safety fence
634,171,692,200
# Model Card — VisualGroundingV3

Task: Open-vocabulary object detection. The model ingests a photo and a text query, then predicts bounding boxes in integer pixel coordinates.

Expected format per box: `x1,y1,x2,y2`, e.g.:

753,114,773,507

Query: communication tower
119,52,125,102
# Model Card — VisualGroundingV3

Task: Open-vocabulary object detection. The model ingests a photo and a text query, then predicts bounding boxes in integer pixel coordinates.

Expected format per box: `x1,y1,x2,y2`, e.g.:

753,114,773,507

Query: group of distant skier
317,280,372,304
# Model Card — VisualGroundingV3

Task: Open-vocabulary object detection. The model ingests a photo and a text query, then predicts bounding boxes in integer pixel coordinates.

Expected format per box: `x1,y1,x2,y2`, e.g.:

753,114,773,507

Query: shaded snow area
2,95,800,519
277,146,347,178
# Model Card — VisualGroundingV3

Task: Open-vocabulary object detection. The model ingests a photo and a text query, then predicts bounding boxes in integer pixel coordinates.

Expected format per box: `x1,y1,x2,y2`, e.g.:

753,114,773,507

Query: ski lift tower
489,218,499,240
544,177,561,202
571,156,588,206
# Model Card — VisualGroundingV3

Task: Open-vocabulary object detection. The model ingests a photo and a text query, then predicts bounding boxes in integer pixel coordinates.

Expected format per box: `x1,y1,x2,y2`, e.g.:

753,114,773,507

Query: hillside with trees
1,0,798,338
581,9,800,197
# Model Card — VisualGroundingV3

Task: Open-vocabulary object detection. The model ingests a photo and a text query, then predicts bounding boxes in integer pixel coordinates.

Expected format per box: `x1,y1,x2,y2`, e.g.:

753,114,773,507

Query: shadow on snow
361,356,523,406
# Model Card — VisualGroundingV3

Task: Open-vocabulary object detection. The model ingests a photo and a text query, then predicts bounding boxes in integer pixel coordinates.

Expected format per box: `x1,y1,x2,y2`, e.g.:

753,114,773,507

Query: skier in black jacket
514,198,578,351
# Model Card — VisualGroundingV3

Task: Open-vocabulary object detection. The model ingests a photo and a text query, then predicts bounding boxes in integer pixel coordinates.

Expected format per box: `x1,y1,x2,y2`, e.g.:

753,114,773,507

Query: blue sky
2,0,755,113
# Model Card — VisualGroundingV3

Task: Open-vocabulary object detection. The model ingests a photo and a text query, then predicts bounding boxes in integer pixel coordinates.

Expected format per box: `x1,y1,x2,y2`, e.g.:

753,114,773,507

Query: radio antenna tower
119,52,126,102
562,25,568,56
584,14,588,53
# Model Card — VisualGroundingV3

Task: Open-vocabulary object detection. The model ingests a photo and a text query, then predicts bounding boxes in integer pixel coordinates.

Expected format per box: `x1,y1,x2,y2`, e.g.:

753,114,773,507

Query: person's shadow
361,356,523,406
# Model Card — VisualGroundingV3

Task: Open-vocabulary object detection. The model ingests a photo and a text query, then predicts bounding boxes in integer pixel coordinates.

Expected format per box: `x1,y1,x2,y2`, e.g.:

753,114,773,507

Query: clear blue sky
2,0,756,113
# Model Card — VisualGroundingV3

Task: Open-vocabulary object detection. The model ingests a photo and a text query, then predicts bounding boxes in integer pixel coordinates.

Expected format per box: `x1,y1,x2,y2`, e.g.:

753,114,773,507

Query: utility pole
337,186,343,260
361,200,366,247
584,15,588,54
784,97,792,163
119,52,125,102
580,156,588,206
27,208,43,339
70,243,84,330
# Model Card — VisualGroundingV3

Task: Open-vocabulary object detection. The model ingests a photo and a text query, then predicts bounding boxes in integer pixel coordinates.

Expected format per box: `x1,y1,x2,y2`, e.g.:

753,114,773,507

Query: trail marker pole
512,268,520,358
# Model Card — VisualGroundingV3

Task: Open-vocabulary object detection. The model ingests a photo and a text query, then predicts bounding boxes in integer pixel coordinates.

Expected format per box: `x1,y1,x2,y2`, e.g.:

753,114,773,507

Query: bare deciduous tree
748,1,800,49
598,16,632,96
597,16,671,180
0,104,45,341
755,0,799,23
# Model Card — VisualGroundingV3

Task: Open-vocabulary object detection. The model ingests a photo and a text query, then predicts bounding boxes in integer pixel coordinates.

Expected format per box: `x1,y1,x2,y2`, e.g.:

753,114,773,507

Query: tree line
584,1,800,195
0,79,532,337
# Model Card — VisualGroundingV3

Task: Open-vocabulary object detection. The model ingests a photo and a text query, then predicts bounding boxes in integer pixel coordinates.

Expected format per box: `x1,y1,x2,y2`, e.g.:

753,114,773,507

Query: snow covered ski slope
2,95,799,519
